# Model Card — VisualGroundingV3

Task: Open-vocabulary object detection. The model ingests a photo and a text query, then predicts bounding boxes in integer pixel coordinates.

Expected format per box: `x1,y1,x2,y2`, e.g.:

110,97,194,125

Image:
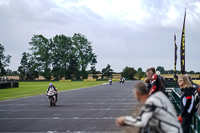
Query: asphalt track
0,81,140,133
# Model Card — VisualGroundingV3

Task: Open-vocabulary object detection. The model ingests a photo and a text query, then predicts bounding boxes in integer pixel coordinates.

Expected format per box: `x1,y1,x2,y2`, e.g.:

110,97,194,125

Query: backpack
160,76,165,84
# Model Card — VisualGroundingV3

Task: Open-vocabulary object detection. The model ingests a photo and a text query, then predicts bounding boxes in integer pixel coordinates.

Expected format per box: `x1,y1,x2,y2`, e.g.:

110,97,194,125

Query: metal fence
168,88,200,133
165,81,179,88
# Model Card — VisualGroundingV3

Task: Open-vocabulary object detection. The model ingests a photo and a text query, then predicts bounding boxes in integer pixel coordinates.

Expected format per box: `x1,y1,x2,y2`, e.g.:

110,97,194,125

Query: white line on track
0,109,134,111
4,99,136,101
0,117,118,120
0,103,137,106
1,131,121,133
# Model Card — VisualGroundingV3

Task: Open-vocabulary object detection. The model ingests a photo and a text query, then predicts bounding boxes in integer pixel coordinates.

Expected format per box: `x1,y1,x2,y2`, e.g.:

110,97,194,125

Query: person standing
186,74,200,93
185,74,200,112
178,75,196,133
150,67,156,74
146,68,165,95
156,71,166,87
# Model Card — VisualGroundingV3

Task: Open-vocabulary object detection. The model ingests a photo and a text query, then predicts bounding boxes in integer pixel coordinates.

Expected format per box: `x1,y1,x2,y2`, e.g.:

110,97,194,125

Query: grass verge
0,81,107,101
193,80,200,85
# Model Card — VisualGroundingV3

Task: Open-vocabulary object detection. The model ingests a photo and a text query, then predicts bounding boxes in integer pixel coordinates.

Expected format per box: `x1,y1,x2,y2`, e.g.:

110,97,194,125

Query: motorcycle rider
122,77,125,83
47,83,58,101
109,78,112,85
119,77,122,83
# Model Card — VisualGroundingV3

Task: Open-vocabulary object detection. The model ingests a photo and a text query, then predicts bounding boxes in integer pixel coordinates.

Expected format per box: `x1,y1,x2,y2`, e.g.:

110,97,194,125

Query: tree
29,35,52,80
156,66,165,74
18,52,38,80
121,66,136,80
67,54,80,79
0,44,11,76
101,64,113,78
135,67,145,80
6,69,12,75
166,69,174,74
51,35,73,79
189,71,194,74
28,33,97,80
12,71,18,75
72,33,95,79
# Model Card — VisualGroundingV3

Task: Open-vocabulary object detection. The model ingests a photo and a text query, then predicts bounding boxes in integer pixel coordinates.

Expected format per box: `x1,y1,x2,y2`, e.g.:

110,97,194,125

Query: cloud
0,0,200,73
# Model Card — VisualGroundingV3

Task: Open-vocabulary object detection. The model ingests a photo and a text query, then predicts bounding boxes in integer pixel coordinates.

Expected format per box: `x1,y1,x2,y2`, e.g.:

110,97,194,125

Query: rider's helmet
49,83,53,87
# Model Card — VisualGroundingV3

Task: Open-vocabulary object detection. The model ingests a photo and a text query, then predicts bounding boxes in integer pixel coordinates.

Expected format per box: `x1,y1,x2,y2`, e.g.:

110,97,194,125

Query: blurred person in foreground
178,75,196,133
116,82,182,133
121,102,144,133
144,77,151,92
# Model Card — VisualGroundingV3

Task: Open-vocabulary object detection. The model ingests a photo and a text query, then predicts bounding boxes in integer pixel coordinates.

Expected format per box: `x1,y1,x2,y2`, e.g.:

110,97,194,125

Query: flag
180,9,186,75
174,34,178,82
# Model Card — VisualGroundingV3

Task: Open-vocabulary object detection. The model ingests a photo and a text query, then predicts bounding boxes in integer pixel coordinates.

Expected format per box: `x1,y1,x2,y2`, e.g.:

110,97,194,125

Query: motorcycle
47,90,57,107
109,79,112,85
122,78,125,83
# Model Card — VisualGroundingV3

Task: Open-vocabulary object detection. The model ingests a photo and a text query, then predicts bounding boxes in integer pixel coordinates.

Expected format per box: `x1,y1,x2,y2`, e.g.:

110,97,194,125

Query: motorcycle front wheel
49,97,53,107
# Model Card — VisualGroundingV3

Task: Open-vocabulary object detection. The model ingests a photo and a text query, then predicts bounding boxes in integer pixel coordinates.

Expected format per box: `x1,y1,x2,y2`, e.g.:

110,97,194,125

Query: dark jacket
180,87,195,117
149,74,165,95
47,85,57,93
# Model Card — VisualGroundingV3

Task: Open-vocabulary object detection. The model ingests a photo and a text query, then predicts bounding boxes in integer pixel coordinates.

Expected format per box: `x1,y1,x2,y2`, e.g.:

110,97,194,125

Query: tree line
0,33,200,81
17,33,97,80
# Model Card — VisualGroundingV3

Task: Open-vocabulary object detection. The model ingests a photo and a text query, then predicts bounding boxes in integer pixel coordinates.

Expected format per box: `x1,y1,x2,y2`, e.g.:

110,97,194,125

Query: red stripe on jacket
186,96,192,99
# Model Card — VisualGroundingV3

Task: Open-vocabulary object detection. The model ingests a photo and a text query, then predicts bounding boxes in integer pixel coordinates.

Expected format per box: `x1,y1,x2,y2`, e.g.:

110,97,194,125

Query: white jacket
124,91,182,133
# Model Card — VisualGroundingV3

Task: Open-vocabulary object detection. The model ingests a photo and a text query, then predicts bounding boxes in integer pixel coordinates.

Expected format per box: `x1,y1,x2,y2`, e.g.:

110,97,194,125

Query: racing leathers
180,87,195,133
149,74,165,95
124,91,182,133
180,87,195,117
47,85,58,101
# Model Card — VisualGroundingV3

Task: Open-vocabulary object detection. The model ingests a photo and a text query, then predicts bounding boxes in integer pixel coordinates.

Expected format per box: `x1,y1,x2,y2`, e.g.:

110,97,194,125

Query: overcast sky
0,0,200,73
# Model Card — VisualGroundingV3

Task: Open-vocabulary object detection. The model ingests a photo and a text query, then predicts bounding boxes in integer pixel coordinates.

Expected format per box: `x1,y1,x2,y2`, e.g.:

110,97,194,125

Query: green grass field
193,80,200,85
0,81,107,101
